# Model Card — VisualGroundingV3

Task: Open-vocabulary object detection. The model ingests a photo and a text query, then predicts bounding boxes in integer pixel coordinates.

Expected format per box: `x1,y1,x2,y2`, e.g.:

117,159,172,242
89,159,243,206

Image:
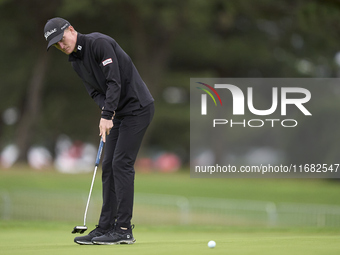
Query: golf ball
208,240,216,248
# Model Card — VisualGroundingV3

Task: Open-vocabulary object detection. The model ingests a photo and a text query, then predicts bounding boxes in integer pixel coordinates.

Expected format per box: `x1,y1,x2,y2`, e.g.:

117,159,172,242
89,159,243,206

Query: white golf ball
208,240,216,248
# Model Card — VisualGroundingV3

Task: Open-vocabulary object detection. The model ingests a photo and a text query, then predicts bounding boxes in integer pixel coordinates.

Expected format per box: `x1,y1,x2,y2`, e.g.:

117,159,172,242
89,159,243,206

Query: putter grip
95,138,104,166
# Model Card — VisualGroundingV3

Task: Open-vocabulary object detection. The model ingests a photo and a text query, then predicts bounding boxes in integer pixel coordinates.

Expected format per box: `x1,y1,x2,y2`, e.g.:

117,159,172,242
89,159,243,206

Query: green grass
1,167,340,254
0,221,339,255
1,166,340,205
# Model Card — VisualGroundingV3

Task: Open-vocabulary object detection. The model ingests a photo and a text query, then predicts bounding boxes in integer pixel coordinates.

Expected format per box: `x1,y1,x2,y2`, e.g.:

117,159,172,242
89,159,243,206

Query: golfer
44,17,154,245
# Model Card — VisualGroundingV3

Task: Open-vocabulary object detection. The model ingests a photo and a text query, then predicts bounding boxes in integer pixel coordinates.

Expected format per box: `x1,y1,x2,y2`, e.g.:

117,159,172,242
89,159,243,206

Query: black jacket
69,33,154,119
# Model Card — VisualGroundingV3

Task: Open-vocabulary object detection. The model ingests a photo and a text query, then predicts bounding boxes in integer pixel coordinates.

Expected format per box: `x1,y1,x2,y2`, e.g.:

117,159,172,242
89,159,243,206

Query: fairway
1,168,340,254
0,221,339,255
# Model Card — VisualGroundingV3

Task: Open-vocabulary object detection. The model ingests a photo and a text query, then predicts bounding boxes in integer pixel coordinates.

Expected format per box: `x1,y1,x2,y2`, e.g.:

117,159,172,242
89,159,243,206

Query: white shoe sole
75,240,94,245
93,239,136,245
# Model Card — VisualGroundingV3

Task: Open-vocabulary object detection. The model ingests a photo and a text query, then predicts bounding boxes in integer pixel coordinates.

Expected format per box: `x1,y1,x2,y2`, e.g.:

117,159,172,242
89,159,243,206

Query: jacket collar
69,33,85,61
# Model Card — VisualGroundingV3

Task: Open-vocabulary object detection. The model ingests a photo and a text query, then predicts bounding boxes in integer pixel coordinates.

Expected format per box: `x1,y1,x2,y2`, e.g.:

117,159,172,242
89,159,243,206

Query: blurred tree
0,0,61,161
1,0,340,165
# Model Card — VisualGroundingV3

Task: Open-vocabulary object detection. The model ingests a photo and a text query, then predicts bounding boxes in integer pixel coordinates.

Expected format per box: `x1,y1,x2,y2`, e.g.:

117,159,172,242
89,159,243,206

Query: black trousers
98,102,154,230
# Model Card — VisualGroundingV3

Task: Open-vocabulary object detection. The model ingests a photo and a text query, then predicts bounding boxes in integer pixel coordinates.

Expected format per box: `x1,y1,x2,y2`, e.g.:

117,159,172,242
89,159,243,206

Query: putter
72,137,104,234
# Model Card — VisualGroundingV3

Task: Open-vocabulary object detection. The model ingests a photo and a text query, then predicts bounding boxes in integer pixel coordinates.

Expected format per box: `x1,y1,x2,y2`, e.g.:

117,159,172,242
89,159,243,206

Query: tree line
1,0,340,165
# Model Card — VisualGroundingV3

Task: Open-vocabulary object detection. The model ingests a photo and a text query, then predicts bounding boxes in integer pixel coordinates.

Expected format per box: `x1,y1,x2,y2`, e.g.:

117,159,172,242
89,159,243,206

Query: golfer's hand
99,118,113,143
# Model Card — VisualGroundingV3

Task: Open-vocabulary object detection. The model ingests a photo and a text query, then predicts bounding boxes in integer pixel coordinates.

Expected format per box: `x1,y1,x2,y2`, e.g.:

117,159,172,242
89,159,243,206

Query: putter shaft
83,165,98,226
72,138,104,234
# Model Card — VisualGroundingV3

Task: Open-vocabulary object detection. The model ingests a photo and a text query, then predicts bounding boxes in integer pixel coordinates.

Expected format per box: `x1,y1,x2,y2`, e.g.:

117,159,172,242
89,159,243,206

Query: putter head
72,225,88,234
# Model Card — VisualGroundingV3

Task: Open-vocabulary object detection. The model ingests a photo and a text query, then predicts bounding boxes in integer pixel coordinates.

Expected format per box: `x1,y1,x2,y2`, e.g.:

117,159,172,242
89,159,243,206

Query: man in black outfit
44,17,154,245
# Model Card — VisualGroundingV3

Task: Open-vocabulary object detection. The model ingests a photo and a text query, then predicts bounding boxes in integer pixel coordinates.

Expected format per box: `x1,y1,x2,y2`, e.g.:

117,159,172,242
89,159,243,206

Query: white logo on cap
61,23,69,30
44,28,57,40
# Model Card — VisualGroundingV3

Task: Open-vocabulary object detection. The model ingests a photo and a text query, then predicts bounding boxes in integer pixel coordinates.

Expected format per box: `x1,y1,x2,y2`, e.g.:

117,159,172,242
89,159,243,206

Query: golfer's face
54,28,77,55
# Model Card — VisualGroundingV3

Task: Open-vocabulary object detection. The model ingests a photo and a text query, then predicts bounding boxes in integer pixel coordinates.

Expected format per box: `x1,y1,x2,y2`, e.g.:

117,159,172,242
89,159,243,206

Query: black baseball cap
44,17,70,50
